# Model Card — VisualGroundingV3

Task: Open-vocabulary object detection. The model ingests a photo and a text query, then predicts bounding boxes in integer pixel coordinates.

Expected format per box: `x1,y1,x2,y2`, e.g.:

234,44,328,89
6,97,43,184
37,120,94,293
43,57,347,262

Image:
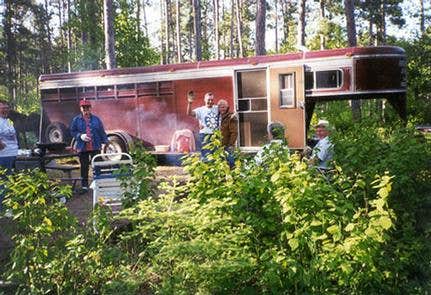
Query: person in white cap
310,119,333,170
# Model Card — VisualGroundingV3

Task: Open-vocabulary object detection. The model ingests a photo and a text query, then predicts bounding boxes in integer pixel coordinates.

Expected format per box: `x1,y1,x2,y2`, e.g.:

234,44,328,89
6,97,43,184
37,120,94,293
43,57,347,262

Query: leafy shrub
1,170,139,294
117,142,156,208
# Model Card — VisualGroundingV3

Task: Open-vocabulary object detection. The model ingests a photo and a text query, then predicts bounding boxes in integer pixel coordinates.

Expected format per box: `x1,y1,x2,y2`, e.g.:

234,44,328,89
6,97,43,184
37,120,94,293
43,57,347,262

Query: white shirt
193,105,219,134
0,117,18,157
312,136,333,169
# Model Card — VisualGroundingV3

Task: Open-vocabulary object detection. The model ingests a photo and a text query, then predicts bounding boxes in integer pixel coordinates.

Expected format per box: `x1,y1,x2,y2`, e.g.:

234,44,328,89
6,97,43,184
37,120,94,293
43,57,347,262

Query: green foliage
1,170,139,294
399,31,431,123
114,0,159,67
117,142,157,208
2,125,430,294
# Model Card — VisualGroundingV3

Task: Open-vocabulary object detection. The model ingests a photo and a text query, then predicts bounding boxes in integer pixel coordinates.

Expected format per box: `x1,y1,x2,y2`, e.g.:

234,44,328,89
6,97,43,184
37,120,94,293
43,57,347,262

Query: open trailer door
268,65,306,149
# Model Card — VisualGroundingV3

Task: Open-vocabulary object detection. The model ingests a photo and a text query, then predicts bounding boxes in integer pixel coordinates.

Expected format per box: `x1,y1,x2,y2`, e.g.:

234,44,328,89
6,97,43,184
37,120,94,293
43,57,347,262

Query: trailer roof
39,46,405,83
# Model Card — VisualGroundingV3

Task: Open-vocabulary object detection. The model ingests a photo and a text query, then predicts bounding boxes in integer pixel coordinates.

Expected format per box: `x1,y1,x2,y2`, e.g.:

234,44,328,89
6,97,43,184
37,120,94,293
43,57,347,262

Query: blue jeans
0,156,16,212
225,148,235,168
198,133,213,160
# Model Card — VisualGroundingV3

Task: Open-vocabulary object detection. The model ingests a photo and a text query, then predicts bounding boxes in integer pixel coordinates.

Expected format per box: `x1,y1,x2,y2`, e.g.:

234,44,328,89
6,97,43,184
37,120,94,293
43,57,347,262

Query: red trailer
39,46,406,153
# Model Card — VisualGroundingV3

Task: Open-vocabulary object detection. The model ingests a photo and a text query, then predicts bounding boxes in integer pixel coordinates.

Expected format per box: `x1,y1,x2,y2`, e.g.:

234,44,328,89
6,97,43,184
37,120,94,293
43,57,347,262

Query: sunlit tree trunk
256,0,266,55
230,0,235,57
234,0,243,57
175,0,182,63
297,0,306,48
103,0,116,69
214,0,220,59
66,0,72,72
274,0,278,53
143,0,149,38
344,0,361,121
193,0,202,61
164,0,171,63
319,0,326,50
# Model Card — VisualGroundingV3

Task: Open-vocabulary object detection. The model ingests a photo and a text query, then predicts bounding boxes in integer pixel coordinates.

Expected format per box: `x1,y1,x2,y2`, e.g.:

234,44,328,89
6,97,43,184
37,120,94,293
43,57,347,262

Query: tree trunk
344,0,361,121
160,0,165,64
297,0,306,48
274,0,278,52
175,0,182,63
143,0,149,38
4,0,15,100
319,0,326,50
193,0,202,61
230,0,235,57
235,0,243,57
103,0,116,69
164,0,171,63
44,0,53,73
66,0,72,72
137,0,141,33
214,0,220,59
420,0,425,34
256,0,266,55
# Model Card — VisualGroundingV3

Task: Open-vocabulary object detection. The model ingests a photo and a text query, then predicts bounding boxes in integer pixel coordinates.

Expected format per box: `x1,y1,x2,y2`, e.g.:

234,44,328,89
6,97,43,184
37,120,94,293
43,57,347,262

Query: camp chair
90,152,133,212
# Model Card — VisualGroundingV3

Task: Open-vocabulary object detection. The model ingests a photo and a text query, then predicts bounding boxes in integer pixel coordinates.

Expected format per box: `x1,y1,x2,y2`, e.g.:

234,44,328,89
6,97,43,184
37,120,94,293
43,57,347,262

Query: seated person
255,122,290,165
308,119,333,170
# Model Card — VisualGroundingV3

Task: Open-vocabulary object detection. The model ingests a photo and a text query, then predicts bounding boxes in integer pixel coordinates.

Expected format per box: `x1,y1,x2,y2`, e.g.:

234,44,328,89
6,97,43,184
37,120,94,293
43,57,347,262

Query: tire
44,122,69,144
102,135,127,161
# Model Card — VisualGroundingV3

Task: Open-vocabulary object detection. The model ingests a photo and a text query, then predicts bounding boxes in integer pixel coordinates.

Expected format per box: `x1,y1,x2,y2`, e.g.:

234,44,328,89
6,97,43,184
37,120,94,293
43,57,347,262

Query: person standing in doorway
186,91,219,159
70,100,108,194
0,100,18,211
218,99,238,167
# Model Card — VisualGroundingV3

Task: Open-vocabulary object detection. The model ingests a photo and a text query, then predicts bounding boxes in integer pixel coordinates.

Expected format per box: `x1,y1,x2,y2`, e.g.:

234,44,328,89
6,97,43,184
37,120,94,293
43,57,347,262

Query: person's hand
80,134,91,142
187,91,195,103
0,140,5,151
101,143,107,152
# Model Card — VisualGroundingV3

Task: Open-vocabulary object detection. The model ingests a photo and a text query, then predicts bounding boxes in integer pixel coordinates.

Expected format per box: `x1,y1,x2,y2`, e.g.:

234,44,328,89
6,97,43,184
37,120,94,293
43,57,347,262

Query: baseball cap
315,119,329,128
79,99,92,107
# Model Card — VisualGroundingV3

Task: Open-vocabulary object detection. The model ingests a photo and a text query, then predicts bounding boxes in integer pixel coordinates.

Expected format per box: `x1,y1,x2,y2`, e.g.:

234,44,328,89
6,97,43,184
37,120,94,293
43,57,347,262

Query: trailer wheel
103,135,127,160
45,122,69,143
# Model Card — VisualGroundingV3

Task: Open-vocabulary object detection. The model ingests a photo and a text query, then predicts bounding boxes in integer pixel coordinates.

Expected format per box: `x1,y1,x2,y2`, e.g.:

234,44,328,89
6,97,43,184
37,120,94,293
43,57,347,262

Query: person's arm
70,117,81,140
0,139,5,150
186,91,196,117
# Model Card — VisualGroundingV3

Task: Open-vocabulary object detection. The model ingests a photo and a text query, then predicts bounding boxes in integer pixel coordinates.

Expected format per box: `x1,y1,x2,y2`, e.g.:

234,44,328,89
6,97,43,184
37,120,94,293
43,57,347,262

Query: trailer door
269,65,306,149
235,69,268,148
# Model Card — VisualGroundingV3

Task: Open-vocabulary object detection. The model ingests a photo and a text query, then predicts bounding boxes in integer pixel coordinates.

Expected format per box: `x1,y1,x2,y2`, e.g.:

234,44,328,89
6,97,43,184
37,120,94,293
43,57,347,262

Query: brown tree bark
234,0,243,57
297,0,306,48
255,0,266,55
214,0,220,59
344,0,361,121
103,0,116,69
193,0,202,61
319,0,326,50
175,0,182,63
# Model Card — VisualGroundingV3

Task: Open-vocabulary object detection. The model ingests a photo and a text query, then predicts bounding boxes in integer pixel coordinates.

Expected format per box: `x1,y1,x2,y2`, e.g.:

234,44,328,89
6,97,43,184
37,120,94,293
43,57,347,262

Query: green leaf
288,238,299,251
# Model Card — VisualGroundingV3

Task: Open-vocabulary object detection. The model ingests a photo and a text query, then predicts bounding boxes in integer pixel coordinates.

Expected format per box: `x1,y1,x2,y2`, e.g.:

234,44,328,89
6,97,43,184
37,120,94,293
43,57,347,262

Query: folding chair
90,153,133,212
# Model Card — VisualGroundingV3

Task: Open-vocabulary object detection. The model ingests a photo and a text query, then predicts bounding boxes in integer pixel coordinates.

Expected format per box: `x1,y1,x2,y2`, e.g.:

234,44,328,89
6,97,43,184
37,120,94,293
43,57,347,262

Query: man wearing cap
310,119,333,170
70,100,108,194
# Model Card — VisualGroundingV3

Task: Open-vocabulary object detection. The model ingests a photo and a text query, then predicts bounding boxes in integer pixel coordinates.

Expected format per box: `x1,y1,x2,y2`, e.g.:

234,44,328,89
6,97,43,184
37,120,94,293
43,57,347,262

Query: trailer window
315,70,342,88
279,73,295,108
